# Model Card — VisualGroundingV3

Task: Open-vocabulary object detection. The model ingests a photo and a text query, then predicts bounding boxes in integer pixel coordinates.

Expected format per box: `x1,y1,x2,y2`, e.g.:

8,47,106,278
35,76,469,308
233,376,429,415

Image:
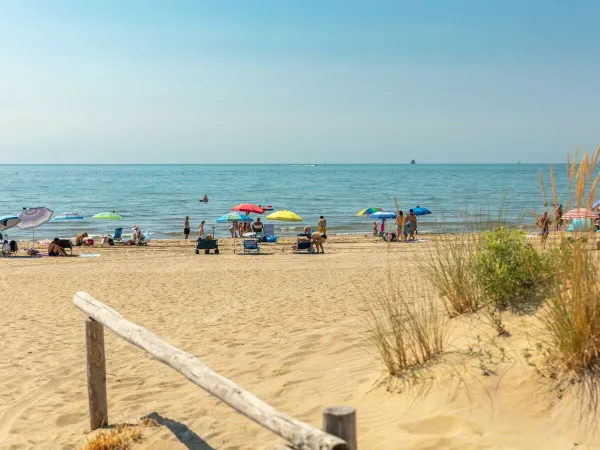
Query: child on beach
372,221,377,236
198,220,205,238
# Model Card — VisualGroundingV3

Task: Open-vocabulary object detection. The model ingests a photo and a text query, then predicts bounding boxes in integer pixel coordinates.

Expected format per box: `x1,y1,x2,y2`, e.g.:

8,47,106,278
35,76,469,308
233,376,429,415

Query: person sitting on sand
75,232,89,246
48,238,68,256
252,217,264,233
129,225,145,245
311,231,327,254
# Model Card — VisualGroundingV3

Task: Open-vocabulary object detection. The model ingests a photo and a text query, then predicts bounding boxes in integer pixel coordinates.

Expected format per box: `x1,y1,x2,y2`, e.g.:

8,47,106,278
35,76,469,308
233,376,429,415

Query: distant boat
410,159,416,164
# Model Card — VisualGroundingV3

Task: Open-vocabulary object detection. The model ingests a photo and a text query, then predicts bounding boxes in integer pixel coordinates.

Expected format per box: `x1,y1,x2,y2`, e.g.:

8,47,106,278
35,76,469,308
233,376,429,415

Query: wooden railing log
74,292,347,450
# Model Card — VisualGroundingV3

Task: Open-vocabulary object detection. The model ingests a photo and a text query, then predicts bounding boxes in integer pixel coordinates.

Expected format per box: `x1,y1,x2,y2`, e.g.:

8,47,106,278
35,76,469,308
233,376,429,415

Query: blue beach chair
243,239,260,254
112,227,123,241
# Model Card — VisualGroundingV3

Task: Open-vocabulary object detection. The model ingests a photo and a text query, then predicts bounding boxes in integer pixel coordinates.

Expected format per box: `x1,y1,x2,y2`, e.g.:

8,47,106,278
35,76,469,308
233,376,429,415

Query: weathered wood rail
74,291,357,450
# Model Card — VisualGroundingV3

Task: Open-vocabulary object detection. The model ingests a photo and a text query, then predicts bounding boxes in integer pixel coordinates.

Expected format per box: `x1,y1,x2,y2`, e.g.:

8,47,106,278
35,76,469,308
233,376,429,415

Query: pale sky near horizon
1,1,599,164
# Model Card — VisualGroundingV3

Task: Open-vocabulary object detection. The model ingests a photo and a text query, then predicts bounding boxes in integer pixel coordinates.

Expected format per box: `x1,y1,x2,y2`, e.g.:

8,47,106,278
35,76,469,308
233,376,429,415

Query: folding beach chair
243,239,260,254
112,227,123,240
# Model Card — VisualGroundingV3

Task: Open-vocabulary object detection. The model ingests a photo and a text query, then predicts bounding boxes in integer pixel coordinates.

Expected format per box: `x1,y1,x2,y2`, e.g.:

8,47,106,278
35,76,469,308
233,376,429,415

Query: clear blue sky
1,1,598,164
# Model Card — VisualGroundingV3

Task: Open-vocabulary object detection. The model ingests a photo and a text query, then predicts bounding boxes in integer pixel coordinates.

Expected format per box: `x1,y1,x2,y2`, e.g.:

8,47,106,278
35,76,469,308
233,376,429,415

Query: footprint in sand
0,375,72,443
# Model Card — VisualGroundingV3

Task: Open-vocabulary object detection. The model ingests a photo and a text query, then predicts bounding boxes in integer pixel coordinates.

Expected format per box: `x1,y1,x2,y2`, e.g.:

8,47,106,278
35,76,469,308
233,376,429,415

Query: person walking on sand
407,209,417,241
539,211,550,247
184,216,190,239
395,211,405,242
198,220,205,238
318,216,327,234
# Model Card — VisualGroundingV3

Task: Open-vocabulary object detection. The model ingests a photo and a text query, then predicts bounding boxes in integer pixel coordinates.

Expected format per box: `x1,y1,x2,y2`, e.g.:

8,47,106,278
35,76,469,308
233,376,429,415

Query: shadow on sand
144,412,216,450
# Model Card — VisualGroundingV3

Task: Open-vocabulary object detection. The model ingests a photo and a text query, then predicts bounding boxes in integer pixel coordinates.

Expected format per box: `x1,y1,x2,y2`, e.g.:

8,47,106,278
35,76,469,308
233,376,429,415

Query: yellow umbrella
266,209,303,222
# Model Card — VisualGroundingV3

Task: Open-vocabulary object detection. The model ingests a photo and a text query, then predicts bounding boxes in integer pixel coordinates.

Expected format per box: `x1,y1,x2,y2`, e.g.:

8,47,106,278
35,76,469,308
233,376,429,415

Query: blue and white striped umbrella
369,211,397,220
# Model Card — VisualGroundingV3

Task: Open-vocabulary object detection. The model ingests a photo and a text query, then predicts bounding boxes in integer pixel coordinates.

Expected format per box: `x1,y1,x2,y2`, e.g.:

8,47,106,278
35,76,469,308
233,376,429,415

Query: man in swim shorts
184,216,190,239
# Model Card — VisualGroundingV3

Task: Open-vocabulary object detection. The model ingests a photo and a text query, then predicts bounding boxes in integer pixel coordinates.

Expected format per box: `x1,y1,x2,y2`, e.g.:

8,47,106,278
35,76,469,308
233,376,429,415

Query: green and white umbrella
93,212,123,220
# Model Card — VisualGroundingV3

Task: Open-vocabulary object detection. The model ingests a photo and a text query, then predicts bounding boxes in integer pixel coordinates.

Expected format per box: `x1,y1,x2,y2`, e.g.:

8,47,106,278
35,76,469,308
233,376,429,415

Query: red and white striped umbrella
562,208,599,220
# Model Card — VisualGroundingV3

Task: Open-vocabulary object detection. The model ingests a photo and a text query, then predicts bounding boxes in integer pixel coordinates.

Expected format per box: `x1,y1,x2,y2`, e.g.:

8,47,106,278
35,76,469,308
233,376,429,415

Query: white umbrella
17,207,54,247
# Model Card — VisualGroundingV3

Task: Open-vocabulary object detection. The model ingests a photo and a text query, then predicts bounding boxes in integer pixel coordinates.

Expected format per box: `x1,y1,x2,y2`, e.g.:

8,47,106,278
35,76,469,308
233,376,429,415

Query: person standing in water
198,220,205,238
318,216,327,234
184,216,190,239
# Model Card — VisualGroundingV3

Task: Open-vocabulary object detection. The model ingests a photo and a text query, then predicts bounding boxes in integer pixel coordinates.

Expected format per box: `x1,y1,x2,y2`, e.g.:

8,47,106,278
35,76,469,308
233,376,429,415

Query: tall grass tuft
366,277,448,375
422,232,481,317
540,147,600,376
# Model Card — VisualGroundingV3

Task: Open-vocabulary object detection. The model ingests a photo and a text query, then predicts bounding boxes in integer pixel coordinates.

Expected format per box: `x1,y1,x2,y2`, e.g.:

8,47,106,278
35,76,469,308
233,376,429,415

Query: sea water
0,164,578,240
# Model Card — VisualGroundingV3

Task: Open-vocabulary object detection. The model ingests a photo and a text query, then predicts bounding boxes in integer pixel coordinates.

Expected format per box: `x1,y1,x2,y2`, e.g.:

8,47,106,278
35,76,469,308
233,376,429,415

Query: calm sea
0,164,577,240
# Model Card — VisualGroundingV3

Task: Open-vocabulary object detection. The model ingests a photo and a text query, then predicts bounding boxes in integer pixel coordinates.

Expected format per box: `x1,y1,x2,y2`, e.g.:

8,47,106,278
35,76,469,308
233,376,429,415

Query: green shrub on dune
474,227,553,313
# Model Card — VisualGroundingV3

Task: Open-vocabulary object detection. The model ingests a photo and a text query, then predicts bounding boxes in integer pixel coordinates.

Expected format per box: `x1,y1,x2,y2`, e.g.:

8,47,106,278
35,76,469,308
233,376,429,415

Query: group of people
229,217,264,238
372,209,418,242
184,217,207,239
293,217,328,253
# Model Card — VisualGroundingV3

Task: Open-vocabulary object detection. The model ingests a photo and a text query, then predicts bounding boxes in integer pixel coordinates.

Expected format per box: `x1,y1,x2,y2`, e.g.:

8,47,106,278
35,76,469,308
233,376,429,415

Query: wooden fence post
86,318,108,430
323,406,356,450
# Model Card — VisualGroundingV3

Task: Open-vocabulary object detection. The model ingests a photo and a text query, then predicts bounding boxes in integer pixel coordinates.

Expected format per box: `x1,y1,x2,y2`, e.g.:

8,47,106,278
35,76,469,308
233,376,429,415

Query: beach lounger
243,239,260,254
57,239,74,254
381,232,397,242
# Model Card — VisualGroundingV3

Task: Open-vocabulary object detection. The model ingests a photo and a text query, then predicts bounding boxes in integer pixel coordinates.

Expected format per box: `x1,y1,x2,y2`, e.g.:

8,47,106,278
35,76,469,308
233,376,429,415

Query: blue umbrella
369,211,397,220
413,206,431,216
592,199,600,210
216,212,254,223
0,215,20,231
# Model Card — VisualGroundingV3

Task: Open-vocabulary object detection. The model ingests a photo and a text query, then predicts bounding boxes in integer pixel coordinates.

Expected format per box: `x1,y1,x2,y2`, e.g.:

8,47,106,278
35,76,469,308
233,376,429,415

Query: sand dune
1,236,598,449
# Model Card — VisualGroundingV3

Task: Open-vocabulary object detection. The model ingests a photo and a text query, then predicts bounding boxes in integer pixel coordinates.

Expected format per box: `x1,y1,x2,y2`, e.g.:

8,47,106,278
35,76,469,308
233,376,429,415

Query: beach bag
265,235,277,243
9,240,18,252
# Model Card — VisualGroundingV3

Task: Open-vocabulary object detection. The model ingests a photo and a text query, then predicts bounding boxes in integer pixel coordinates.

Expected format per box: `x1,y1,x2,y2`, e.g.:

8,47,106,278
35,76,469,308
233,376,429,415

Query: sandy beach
1,235,598,449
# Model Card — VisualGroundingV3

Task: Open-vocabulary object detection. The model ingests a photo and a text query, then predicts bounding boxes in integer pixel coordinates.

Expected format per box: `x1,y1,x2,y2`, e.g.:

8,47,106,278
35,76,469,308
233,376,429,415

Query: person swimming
200,195,209,203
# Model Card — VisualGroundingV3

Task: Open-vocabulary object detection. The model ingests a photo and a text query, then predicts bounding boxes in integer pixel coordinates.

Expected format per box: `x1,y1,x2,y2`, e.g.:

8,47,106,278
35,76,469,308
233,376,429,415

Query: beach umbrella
266,210,303,222
231,203,265,214
562,208,599,220
368,211,397,220
93,212,123,220
16,207,54,248
53,212,84,221
0,215,21,231
356,207,382,216
216,212,254,223
412,206,432,216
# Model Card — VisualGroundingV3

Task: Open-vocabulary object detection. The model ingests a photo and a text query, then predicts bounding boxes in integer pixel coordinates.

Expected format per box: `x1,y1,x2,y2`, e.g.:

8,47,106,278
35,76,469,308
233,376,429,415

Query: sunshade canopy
266,210,303,222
